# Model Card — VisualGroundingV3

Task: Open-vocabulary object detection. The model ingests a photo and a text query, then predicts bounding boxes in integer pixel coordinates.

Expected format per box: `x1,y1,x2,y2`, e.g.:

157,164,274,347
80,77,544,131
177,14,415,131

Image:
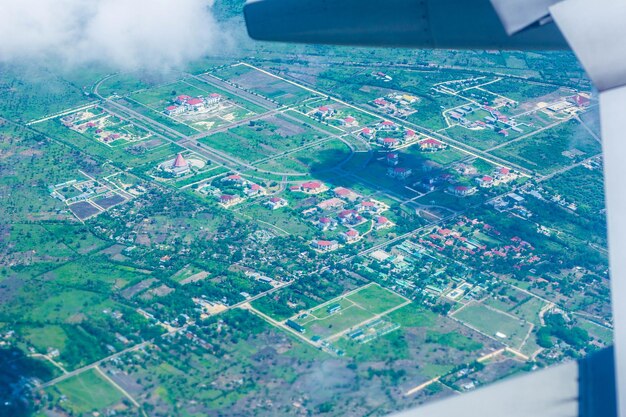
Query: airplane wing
243,1,626,416
244,0,568,49
391,347,616,417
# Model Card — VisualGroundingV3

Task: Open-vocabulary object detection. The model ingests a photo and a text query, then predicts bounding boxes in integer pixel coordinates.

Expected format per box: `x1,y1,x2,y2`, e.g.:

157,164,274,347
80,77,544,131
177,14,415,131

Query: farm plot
489,119,601,175
200,115,332,164
214,63,320,105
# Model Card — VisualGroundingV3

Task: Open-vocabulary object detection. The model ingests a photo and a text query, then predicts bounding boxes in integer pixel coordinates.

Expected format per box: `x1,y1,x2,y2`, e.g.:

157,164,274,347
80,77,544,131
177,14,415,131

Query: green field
213,64,319,106
453,302,532,349
490,119,601,175
48,369,125,413
294,284,407,340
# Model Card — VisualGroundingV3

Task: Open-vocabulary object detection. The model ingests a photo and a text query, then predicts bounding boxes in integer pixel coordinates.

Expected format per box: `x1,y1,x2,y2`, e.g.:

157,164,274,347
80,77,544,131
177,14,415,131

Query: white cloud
0,0,230,71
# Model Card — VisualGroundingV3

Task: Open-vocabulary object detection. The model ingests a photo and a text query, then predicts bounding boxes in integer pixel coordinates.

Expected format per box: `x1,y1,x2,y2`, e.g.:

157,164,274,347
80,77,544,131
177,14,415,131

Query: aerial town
0,11,609,417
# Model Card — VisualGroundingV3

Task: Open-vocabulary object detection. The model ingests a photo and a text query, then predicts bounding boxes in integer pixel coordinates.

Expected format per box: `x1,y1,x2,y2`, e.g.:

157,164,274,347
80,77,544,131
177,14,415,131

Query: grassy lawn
453,302,531,349
345,284,407,315
237,203,314,237
49,369,124,413
296,284,407,340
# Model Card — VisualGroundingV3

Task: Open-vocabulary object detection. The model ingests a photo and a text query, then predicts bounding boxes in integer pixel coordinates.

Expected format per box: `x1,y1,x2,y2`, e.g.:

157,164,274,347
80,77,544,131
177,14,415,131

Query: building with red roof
316,217,336,230
312,240,339,252
159,153,191,176
419,138,446,151
187,98,204,108
265,197,288,210
378,120,396,130
244,183,264,196
219,194,242,207
374,216,391,230
378,137,399,148
333,187,360,201
449,185,475,197
165,105,185,116
317,106,335,118
373,98,390,108
299,181,326,194
175,95,192,104
223,174,245,184
476,175,495,188
341,116,358,127
361,127,376,140
356,201,378,213
341,229,360,243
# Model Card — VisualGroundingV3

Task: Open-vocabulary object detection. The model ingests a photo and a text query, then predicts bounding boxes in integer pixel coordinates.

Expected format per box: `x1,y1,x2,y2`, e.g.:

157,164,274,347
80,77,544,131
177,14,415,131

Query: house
419,138,446,151
244,183,264,196
219,194,241,207
312,240,339,252
222,174,246,185
387,167,413,180
498,129,509,137
165,105,184,116
455,164,478,175
378,120,397,130
338,209,363,225
449,185,475,197
405,129,417,140
317,105,335,118
361,127,376,140
317,198,345,211
175,95,192,105
379,137,399,148
187,98,205,109
300,181,326,194
206,93,222,106
265,197,288,210
373,98,390,108
449,111,463,121
333,187,360,201
316,217,336,231
356,201,378,213
494,167,513,181
475,175,495,188
341,116,359,127
386,153,399,166
374,216,392,230
341,229,360,243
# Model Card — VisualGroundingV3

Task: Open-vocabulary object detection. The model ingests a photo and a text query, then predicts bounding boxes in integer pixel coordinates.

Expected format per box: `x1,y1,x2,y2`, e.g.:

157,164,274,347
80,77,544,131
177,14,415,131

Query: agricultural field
490,119,602,175
213,63,321,105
